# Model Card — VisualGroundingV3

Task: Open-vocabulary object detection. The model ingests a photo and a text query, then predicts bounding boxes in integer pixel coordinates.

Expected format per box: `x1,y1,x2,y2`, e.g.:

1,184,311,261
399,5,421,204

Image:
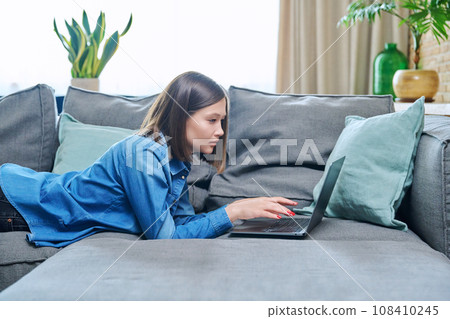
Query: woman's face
185,98,226,154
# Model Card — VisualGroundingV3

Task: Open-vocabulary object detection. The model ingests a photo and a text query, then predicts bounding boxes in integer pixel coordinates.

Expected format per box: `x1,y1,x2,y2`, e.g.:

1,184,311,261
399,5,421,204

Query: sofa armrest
399,115,450,258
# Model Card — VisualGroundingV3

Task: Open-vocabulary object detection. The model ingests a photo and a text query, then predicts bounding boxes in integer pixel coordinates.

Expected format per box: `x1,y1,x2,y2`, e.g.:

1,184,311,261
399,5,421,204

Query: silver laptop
229,156,345,239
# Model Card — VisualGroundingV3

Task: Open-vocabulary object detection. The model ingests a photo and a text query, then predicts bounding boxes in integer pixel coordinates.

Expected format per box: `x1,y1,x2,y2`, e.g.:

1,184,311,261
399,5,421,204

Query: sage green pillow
301,97,425,230
52,113,135,174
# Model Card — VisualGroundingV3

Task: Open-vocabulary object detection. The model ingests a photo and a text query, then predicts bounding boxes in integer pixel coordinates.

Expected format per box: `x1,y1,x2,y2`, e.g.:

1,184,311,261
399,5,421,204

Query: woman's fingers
225,197,298,222
259,202,295,218
259,210,283,219
264,198,297,214
270,196,298,206
268,202,293,216
269,213,282,219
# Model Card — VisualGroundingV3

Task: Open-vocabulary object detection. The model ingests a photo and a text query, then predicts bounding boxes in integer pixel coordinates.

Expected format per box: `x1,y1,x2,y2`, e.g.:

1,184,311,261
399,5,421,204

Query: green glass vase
373,43,408,98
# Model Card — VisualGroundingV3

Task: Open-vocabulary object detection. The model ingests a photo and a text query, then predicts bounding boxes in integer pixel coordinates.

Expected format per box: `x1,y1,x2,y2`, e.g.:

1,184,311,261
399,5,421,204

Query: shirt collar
153,132,191,176
149,131,168,160
169,158,191,176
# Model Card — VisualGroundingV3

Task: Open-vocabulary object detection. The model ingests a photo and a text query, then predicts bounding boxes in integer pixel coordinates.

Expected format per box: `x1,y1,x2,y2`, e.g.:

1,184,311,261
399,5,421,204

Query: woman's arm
119,147,231,239
119,148,296,239
171,183,297,238
225,197,297,222
170,183,232,238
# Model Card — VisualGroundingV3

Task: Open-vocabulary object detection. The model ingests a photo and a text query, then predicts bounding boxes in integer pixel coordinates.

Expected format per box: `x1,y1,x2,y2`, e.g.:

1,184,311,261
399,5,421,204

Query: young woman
0,71,297,247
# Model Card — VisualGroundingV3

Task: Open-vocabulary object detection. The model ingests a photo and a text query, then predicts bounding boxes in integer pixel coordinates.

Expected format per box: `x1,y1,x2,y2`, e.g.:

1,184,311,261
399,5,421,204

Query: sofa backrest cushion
206,86,394,211
62,86,158,129
0,84,58,172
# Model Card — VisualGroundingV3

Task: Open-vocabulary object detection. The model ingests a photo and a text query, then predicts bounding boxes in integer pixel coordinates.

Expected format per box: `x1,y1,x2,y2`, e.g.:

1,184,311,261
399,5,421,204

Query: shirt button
181,176,185,179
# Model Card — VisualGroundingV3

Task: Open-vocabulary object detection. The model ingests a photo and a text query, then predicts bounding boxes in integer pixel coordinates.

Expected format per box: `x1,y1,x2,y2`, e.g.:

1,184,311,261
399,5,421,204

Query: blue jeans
0,186,30,232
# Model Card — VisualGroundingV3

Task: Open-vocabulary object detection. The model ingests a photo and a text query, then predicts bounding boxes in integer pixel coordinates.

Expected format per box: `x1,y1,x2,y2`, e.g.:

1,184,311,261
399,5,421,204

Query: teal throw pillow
52,113,135,174
299,97,425,230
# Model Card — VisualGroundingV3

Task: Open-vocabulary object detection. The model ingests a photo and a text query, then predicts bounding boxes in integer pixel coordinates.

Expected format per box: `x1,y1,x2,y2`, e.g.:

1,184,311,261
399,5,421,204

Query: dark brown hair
138,71,229,173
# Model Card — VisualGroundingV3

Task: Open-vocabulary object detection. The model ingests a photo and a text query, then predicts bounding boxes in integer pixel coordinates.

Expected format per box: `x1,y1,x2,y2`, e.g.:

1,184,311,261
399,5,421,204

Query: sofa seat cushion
0,232,448,300
224,217,425,242
0,232,60,291
0,84,58,172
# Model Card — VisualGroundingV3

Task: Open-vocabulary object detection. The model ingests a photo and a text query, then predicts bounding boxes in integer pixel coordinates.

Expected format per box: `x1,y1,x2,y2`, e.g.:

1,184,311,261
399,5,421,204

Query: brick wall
409,31,450,103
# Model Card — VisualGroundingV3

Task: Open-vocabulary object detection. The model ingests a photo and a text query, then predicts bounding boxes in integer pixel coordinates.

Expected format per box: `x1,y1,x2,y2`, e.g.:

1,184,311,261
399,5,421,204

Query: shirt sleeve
119,150,173,240
170,183,233,238
119,147,232,239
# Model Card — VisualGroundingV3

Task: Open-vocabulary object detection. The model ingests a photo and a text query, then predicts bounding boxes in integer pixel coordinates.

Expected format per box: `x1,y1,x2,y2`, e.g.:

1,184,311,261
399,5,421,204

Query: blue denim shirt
0,133,233,247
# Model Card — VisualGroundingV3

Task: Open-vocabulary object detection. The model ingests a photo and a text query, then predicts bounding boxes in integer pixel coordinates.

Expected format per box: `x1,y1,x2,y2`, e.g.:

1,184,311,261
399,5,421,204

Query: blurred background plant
53,10,132,78
339,0,450,69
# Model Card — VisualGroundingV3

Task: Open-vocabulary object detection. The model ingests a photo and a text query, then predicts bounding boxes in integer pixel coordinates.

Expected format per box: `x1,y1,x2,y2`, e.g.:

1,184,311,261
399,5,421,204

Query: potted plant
339,0,450,101
54,10,133,91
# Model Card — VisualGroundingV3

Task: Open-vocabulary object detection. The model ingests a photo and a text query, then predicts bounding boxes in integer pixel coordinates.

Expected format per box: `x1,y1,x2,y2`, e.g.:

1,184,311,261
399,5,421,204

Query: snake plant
338,0,450,69
54,10,132,78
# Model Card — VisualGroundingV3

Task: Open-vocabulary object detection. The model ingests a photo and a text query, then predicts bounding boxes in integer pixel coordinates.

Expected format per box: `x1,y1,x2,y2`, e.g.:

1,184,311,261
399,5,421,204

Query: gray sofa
0,84,449,300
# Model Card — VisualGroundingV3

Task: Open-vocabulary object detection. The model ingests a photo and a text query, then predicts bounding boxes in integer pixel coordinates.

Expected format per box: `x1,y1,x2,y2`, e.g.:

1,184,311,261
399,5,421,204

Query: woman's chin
199,146,216,154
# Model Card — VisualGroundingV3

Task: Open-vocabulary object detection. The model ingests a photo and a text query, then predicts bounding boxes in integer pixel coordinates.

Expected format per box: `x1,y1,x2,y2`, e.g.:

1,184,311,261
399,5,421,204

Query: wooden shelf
394,102,450,116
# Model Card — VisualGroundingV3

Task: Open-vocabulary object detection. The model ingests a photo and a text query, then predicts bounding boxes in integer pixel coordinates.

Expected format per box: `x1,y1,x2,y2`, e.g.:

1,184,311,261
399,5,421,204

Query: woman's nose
216,125,224,137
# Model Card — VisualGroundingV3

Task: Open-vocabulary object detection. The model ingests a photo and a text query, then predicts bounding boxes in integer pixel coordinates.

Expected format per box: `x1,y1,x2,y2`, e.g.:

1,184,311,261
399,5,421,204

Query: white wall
0,0,279,96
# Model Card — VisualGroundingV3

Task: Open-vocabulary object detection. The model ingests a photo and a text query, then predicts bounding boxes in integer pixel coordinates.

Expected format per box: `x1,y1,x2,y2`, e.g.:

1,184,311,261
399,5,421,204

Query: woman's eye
209,119,216,123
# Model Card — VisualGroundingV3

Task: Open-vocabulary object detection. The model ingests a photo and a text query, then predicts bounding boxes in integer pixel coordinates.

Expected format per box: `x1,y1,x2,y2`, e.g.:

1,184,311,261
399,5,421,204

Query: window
0,0,279,96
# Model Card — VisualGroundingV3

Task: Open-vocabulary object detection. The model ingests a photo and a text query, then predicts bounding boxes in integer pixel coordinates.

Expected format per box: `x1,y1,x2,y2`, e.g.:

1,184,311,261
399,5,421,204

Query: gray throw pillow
206,86,394,211
0,84,58,172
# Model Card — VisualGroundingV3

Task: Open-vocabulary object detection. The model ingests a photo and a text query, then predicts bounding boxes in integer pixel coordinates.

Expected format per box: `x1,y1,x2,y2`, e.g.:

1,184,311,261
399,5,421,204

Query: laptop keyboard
263,218,310,232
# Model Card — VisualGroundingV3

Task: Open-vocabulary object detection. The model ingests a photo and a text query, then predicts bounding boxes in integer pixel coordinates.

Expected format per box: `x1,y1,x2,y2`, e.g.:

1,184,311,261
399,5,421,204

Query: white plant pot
71,78,100,92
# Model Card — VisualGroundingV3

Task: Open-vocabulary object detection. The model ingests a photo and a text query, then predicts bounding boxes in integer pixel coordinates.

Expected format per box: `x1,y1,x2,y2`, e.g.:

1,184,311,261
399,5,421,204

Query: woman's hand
225,197,298,223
